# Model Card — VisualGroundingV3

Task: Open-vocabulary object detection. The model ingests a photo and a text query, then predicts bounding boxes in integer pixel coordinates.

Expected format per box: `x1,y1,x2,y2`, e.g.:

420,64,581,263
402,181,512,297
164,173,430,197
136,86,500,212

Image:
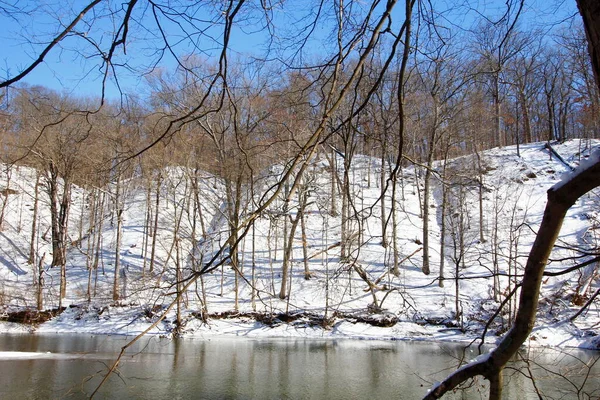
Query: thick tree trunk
48,168,61,267
518,88,532,144
47,163,72,301
280,205,301,299
578,0,600,87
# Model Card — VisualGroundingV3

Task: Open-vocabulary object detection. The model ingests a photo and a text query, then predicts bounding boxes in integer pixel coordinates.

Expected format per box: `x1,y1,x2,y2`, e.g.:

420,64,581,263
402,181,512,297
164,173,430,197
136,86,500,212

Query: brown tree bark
578,0,600,87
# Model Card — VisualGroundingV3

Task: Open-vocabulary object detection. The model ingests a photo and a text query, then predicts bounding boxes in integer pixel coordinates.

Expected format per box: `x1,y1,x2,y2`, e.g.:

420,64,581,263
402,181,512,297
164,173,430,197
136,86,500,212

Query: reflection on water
0,334,597,399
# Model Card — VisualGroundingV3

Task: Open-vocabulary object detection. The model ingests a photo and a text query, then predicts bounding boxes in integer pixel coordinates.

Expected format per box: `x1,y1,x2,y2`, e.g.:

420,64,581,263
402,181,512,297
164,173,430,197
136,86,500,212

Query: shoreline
2,305,598,351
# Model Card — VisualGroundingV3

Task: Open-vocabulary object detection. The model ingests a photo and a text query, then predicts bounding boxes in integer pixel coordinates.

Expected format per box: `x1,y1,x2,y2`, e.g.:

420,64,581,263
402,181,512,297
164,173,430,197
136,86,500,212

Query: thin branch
0,0,102,89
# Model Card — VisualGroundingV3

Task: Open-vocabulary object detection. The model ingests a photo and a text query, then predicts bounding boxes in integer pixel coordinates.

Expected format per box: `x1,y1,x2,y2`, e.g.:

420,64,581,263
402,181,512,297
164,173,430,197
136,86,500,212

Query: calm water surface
0,334,597,399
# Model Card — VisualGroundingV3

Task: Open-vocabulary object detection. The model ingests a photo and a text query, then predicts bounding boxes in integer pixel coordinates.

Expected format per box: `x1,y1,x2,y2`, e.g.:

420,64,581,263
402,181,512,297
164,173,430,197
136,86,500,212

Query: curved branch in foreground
426,2,600,397
424,156,600,399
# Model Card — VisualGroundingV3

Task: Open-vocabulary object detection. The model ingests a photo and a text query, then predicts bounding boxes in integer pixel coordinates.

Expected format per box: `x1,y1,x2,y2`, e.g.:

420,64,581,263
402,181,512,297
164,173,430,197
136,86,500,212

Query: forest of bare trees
0,0,599,399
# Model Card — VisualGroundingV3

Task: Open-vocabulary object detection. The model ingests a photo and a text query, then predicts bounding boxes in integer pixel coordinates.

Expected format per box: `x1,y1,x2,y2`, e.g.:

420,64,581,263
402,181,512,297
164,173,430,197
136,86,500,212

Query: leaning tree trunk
279,211,301,300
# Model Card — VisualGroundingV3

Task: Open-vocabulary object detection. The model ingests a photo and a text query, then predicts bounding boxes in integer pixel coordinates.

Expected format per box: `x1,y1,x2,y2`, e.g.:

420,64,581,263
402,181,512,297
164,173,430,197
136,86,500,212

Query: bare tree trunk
28,172,40,264
340,158,349,261
37,253,45,310
0,167,12,230
492,193,501,302
251,223,256,309
225,172,243,311
175,237,182,331
47,167,61,267
391,172,400,276
438,155,448,288
60,183,71,300
191,167,207,239
329,148,337,216
422,168,432,275
422,103,439,276
579,0,600,93
473,146,486,244
93,191,105,271
268,216,277,294
149,173,162,274
545,80,556,144
380,143,388,248
299,189,311,280
493,71,503,147
142,182,152,276
519,88,533,144
86,189,97,302
112,178,123,301
280,205,301,300
48,166,72,302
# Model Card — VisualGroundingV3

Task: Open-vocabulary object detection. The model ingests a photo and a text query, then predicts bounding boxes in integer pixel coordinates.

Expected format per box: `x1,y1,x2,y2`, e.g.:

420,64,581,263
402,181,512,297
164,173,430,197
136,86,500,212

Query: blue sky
0,0,579,101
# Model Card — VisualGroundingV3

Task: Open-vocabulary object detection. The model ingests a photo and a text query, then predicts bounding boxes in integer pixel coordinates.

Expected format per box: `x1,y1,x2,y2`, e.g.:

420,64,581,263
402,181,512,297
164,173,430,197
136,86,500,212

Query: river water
0,334,597,399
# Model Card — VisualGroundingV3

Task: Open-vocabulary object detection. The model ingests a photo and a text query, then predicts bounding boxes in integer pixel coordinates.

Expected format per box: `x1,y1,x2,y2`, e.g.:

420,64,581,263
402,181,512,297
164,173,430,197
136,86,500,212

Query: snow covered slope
0,140,598,349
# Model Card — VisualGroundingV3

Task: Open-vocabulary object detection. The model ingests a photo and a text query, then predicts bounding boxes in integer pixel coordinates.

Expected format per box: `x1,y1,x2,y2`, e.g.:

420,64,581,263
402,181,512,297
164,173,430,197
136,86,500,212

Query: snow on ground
0,140,599,350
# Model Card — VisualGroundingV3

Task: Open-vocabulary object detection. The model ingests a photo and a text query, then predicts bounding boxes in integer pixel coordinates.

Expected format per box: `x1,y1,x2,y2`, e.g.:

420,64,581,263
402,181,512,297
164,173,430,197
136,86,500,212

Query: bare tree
14,87,93,302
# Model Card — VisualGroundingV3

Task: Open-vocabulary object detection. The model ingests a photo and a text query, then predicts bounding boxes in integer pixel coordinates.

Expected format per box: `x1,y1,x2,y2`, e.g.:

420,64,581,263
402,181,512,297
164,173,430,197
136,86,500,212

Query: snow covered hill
0,140,598,349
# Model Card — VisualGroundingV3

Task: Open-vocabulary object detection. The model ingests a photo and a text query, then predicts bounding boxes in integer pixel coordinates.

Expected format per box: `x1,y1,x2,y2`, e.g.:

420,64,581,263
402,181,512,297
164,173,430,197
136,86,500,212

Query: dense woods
0,0,599,398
